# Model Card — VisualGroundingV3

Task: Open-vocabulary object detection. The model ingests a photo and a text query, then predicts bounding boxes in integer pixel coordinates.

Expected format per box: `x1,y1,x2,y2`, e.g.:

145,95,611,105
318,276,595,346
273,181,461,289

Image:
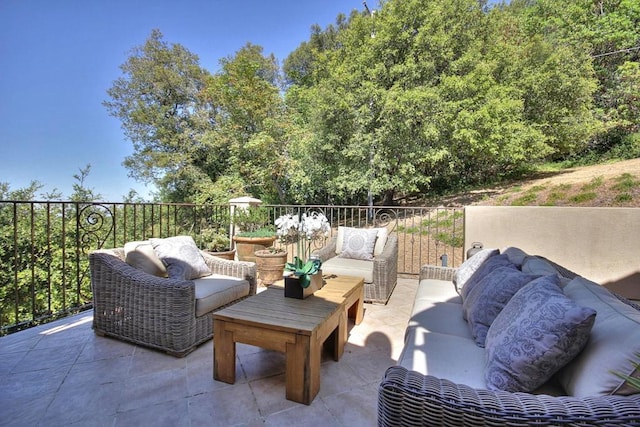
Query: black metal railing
0,201,231,335
0,200,463,335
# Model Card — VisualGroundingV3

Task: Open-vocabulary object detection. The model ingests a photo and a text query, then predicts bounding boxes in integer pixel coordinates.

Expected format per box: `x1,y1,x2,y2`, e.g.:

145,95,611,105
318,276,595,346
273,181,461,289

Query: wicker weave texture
419,264,457,282
89,248,257,357
315,233,399,304
378,367,640,426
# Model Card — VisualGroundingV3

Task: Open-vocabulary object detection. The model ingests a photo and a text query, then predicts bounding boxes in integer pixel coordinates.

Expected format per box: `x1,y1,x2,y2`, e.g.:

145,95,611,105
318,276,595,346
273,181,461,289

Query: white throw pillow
338,228,379,261
373,227,389,257
336,226,388,258
124,241,167,277
149,236,211,280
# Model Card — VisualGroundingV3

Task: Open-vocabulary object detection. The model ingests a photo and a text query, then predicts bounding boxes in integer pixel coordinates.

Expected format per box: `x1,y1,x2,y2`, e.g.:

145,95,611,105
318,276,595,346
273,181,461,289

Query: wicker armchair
314,233,398,304
90,248,257,357
378,264,640,427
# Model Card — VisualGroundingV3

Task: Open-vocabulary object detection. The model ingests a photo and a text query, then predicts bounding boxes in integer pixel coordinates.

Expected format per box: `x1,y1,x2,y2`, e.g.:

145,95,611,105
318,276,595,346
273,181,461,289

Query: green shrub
511,193,538,206
612,173,639,192
582,176,604,190
615,193,633,203
569,192,597,203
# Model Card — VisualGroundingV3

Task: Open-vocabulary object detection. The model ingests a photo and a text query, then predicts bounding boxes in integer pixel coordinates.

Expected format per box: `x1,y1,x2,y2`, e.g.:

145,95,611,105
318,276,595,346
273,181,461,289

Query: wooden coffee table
212,275,364,404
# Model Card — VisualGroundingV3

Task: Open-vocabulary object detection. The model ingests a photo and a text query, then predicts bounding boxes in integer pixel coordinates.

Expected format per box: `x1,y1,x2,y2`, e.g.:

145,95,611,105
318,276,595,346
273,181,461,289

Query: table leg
347,286,365,325
213,319,236,384
285,334,320,405
335,310,347,360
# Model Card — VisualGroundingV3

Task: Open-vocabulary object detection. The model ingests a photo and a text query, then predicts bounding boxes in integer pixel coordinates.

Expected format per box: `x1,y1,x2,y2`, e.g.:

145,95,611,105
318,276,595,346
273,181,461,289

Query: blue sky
0,0,366,201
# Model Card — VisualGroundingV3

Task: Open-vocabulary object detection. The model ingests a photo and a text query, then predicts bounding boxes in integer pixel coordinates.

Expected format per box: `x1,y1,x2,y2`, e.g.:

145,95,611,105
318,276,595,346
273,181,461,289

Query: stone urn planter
254,249,288,286
233,235,277,263
204,249,236,260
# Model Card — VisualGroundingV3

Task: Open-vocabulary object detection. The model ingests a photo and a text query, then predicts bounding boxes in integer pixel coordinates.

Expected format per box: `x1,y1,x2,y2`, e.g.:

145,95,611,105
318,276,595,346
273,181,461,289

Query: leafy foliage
103,1,640,205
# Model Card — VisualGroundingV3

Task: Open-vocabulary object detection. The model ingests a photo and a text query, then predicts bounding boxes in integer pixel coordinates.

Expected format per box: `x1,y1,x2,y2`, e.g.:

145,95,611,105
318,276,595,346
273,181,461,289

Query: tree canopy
104,0,640,205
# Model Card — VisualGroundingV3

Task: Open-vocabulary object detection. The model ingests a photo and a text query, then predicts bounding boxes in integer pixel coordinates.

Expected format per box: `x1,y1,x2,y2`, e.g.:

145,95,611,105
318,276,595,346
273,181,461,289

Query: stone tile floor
0,278,417,427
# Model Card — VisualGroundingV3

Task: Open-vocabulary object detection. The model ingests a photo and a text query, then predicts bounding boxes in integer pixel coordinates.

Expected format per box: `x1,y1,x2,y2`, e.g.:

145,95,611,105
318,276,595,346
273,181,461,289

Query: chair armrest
200,251,257,296
379,366,640,426
89,249,197,327
373,233,398,285
419,264,457,282
313,236,338,263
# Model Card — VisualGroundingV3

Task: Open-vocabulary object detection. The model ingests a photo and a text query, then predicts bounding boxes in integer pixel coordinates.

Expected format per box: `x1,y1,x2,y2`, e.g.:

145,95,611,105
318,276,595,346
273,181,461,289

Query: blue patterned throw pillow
460,253,517,303
463,267,539,347
484,275,596,393
454,248,499,294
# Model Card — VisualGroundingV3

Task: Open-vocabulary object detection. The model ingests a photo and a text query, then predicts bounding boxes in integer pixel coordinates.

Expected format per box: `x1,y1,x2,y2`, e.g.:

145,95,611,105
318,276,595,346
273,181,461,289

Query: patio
0,277,416,427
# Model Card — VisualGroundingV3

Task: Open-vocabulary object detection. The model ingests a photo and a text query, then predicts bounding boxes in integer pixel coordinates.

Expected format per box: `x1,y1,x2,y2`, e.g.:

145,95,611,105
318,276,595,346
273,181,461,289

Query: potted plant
254,246,288,286
200,227,235,260
232,206,276,263
275,211,331,299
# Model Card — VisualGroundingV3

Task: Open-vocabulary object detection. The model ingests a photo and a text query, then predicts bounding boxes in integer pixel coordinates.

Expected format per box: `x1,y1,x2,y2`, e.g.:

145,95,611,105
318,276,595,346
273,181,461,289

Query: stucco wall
464,206,640,299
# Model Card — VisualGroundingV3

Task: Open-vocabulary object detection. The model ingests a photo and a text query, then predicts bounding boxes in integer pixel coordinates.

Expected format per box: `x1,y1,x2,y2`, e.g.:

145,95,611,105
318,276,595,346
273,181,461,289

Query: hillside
438,158,640,208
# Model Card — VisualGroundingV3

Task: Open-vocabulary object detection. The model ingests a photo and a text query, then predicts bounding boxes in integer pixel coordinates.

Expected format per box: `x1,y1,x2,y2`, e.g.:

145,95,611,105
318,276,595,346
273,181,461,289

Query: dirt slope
439,158,640,208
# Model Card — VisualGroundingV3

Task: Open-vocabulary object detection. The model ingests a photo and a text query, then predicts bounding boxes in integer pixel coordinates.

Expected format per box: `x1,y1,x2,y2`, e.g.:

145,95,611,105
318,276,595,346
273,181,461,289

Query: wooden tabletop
213,274,364,335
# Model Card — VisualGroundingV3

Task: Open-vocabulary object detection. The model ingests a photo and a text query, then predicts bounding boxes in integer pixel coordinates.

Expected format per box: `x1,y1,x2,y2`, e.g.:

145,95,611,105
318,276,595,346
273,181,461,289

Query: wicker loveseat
314,227,398,304
378,247,640,426
90,238,257,357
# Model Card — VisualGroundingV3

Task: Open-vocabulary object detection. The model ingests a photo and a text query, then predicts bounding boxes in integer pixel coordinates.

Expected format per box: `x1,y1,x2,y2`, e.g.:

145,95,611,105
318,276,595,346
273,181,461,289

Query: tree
104,29,211,202
201,43,291,203
70,164,102,202
515,0,640,152
106,32,294,203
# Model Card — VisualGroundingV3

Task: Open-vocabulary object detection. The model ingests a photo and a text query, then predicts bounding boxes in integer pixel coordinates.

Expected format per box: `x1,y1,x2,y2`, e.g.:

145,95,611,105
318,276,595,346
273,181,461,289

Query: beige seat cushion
558,276,640,396
124,241,167,277
321,256,373,283
409,300,471,339
193,274,250,317
398,328,486,388
414,279,461,304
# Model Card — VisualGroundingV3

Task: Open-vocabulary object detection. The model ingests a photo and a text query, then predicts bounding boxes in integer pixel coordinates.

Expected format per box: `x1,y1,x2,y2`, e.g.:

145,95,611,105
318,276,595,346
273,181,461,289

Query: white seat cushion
321,256,373,283
415,279,461,304
193,274,250,317
398,328,486,389
409,300,471,339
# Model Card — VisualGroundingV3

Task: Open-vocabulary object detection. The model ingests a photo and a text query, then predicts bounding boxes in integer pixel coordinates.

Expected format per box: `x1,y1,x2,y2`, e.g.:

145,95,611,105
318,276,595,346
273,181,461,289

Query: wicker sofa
89,240,257,357
314,227,398,304
378,247,640,426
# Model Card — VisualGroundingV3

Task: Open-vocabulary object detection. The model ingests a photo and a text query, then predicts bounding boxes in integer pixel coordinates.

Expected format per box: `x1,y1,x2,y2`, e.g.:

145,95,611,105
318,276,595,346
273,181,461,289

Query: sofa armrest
419,264,457,282
378,366,640,427
200,251,257,296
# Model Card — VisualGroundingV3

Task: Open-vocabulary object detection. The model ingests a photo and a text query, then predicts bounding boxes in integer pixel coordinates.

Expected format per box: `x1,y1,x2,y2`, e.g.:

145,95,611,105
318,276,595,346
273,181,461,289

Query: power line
592,46,640,58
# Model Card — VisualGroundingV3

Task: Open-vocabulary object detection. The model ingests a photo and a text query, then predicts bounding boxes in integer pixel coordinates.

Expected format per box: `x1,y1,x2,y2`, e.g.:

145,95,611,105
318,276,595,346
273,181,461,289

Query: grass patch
508,186,523,193
528,185,547,193
569,192,597,203
511,193,538,206
612,173,639,192
397,210,463,241
615,193,633,203
582,176,604,190
434,231,463,247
